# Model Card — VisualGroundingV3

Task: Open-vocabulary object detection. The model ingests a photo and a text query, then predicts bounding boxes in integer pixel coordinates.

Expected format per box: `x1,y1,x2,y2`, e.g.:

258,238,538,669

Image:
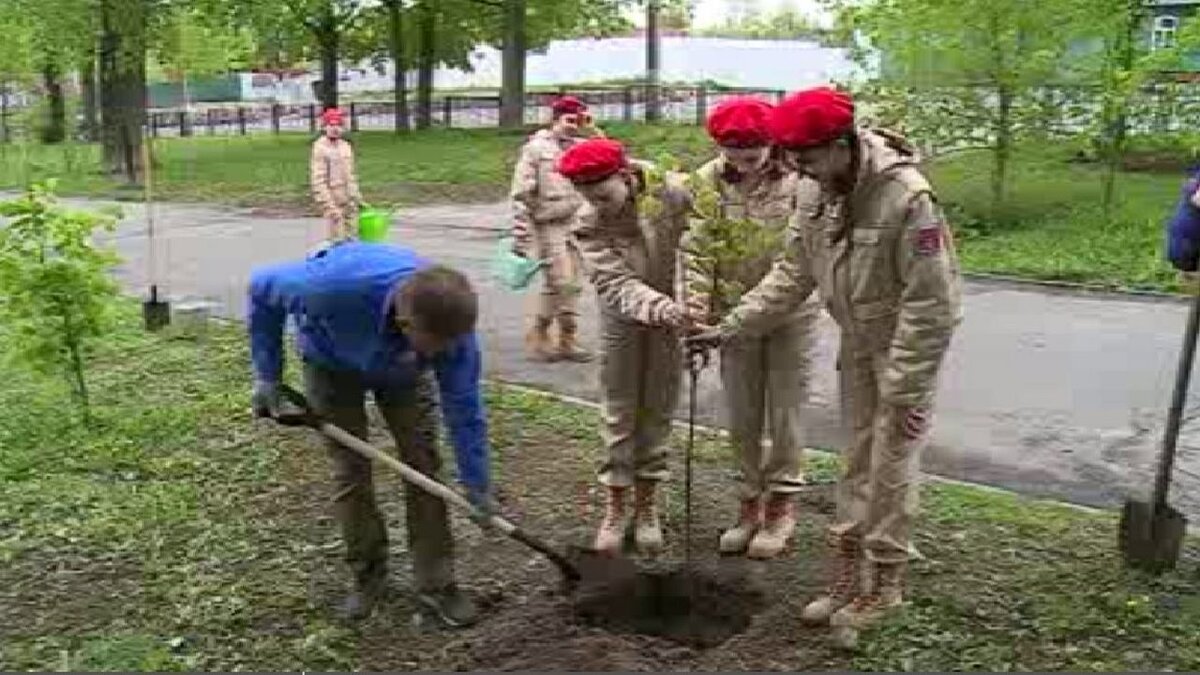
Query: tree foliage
843,0,1084,214
0,182,122,422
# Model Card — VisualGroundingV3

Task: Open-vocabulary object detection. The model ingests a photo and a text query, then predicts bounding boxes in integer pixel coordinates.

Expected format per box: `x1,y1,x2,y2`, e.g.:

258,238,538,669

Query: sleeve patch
915,222,943,256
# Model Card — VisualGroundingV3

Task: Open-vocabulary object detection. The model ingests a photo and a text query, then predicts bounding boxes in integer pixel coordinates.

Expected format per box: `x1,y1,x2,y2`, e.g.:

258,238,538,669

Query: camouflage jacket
310,136,362,213
572,168,693,326
722,128,963,407
510,129,586,246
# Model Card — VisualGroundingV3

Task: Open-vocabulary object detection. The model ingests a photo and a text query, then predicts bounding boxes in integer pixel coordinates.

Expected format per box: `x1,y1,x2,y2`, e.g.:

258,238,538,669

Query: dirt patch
571,555,766,648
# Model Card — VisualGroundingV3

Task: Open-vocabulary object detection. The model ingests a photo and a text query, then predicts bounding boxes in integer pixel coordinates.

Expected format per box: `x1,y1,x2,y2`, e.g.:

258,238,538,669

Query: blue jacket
1167,171,1200,272
247,242,489,493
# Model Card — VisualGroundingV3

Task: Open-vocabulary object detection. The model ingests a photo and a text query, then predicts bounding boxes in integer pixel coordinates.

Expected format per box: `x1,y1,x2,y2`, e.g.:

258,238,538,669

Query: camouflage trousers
596,311,682,487
829,346,931,564
323,199,359,242
720,302,818,499
304,361,454,591
532,219,584,321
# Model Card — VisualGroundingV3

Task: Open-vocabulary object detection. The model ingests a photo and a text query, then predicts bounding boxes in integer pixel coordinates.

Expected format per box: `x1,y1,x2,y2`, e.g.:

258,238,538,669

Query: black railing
138,85,787,138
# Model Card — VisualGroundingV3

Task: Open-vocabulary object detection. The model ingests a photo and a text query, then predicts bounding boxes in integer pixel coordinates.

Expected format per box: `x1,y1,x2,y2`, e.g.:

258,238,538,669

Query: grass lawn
2,311,1200,670
0,126,1187,290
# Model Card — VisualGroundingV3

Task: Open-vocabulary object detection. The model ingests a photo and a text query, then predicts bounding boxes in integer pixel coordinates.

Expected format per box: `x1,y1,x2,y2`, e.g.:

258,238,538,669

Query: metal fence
143,85,787,138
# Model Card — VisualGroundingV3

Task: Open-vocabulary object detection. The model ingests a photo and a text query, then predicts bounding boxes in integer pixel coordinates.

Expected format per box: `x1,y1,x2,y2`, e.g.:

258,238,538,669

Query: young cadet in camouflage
684,97,819,560
556,138,693,556
509,96,603,363
310,108,363,243
688,87,962,649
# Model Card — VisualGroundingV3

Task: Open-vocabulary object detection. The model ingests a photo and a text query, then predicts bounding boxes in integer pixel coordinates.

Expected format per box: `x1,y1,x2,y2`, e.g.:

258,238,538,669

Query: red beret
556,139,628,184
320,107,345,126
768,87,855,148
551,96,588,117
706,96,774,148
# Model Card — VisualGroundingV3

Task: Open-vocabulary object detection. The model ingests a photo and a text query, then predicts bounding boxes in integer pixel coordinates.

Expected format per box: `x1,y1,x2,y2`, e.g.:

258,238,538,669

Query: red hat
706,96,774,148
551,95,588,117
320,107,345,126
556,139,628,184
768,87,855,148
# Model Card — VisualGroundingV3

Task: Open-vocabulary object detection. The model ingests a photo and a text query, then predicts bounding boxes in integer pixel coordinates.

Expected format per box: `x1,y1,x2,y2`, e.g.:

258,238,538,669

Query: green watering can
358,204,392,242
492,237,547,291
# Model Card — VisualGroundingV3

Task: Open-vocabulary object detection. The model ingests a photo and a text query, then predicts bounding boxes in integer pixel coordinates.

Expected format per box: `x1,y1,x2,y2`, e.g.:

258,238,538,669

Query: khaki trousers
829,347,929,564
596,311,682,487
532,219,583,321
720,305,817,498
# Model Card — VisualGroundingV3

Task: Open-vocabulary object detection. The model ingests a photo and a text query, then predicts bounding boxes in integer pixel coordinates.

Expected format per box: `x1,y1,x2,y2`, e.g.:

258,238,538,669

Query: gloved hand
252,381,281,419
465,484,499,529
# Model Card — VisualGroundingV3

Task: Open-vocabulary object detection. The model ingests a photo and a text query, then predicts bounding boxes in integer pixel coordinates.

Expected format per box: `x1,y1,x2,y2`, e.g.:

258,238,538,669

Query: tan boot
747,493,797,559
801,533,861,625
718,497,762,554
525,316,557,362
556,316,594,363
592,486,628,555
633,480,664,555
830,561,907,650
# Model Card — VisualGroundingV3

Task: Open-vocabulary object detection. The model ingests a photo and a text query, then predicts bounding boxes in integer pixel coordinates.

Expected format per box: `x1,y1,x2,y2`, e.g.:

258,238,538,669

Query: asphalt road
81,196,1200,517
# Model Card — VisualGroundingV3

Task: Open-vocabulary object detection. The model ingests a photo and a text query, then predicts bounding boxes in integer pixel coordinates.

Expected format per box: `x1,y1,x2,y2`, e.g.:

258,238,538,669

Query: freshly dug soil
570,554,767,648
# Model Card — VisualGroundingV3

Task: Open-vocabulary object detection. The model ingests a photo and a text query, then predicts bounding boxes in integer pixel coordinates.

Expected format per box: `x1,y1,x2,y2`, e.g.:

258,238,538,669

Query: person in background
510,96,604,362
248,242,492,627
556,138,693,556
687,87,962,649
1166,168,1200,278
684,96,819,560
310,107,363,243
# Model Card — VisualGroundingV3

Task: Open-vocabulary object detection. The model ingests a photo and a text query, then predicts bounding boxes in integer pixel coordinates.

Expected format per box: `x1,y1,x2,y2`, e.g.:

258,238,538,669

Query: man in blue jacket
248,242,491,626
1167,170,1200,273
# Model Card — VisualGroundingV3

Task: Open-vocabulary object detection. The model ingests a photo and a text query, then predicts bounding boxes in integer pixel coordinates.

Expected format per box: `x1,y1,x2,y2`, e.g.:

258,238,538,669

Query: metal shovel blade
1119,499,1187,573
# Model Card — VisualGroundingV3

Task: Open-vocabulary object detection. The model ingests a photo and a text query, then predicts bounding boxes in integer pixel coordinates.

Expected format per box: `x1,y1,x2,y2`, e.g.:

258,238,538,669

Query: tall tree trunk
81,50,99,143
1102,0,1141,221
645,0,661,122
499,0,527,128
388,0,410,132
315,10,340,109
40,63,67,144
416,2,436,130
992,86,1013,217
1,80,11,143
99,0,146,183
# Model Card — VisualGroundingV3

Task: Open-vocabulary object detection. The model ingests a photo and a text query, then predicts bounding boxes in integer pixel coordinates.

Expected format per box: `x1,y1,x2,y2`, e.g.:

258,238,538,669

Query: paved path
76,196,1200,516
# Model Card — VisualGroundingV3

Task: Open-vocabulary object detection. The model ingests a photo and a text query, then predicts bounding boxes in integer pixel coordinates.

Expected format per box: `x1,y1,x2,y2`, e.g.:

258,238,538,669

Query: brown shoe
718,497,762,554
747,493,797,559
801,533,860,625
556,315,593,363
830,561,907,650
525,316,558,362
593,485,628,555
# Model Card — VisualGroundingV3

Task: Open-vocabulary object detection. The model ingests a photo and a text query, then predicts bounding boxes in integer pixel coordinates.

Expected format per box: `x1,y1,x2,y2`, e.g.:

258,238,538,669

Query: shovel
1119,283,1199,572
274,385,582,587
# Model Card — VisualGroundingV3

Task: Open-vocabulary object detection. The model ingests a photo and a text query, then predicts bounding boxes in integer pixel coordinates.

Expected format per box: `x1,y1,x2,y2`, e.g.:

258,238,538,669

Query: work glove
465,484,499,529
252,381,282,419
252,381,311,426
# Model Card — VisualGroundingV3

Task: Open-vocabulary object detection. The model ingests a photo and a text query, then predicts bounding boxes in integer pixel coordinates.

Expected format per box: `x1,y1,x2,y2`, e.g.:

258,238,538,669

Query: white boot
718,497,762,554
